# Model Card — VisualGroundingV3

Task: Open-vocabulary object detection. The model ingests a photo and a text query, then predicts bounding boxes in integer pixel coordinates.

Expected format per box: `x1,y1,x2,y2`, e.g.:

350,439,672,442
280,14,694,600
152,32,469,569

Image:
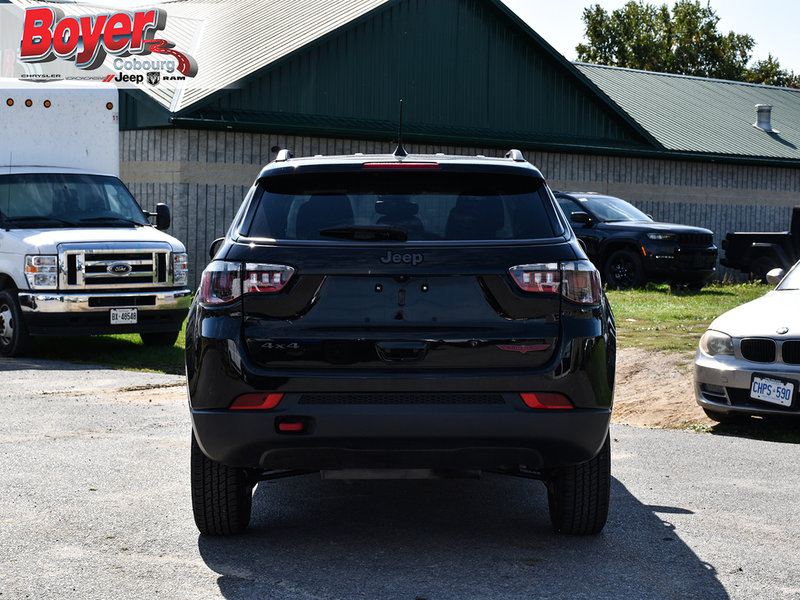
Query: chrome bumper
18,289,193,313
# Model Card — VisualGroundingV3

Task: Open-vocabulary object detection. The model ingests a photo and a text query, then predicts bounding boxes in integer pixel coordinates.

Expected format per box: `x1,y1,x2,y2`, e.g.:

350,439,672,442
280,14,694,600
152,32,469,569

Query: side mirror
766,268,785,286
571,211,593,225
150,203,170,230
209,237,224,260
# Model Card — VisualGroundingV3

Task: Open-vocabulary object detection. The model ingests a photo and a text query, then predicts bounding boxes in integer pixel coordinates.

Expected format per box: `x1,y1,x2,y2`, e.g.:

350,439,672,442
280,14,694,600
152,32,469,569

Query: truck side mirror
209,237,224,259
571,211,593,226
766,268,785,286
155,203,171,231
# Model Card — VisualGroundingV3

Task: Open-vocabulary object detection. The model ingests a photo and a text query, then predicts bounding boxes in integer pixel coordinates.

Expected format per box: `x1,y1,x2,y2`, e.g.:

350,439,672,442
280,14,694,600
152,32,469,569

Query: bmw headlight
699,330,733,356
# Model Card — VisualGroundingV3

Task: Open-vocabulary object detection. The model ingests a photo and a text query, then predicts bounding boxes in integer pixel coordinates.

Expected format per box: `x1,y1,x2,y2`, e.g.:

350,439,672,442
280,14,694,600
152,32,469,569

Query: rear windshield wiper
3,216,79,226
319,225,408,242
79,216,144,226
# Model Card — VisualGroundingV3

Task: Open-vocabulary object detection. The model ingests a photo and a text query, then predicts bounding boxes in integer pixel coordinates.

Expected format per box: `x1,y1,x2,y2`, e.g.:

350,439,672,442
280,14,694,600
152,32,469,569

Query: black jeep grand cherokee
185,149,616,536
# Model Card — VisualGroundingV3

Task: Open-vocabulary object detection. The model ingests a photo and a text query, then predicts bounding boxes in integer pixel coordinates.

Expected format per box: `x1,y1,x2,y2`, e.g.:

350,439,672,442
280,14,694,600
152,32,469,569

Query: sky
499,0,800,75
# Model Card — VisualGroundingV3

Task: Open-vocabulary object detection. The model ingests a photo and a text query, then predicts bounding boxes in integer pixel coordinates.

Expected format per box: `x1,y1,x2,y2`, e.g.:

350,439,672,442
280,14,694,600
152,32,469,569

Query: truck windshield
0,173,149,228
572,195,652,223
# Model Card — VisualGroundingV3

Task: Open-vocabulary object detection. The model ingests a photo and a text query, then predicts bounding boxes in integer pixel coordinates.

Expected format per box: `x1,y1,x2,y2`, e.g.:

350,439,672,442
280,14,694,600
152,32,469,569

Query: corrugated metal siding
195,0,647,148
122,129,800,288
154,0,393,111
577,63,800,161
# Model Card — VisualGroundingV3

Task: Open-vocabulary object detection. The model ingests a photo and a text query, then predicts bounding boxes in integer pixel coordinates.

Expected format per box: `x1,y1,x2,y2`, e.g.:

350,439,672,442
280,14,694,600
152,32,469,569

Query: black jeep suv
185,149,616,536
554,192,717,288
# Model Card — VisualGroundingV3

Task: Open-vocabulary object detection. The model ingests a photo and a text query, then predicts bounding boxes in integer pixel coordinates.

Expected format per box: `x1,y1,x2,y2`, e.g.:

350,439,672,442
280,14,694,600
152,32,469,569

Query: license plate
750,375,794,407
110,308,138,325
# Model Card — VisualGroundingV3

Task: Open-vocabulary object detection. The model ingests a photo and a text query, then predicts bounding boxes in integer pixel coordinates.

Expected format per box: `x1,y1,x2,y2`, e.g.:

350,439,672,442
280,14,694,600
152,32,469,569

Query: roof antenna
393,99,408,157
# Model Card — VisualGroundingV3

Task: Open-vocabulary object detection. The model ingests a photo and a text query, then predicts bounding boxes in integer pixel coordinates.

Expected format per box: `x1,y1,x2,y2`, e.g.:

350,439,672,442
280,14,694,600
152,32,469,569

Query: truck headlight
699,330,733,356
25,255,58,289
173,252,188,285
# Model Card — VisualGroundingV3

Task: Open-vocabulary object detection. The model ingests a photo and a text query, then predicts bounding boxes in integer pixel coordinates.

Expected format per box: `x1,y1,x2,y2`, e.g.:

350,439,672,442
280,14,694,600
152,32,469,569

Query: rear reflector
520,393,573,409
362,162,440,169
230,393,283,410
277,421,305,432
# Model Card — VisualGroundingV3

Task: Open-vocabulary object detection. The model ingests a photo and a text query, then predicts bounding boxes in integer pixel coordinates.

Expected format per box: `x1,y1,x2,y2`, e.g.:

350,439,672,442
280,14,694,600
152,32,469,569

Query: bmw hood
707,290,800,338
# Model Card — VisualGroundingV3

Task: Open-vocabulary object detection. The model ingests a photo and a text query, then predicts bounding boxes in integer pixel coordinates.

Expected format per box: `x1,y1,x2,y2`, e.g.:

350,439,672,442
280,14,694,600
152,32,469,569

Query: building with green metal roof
5,0,798,284
576,63,800,164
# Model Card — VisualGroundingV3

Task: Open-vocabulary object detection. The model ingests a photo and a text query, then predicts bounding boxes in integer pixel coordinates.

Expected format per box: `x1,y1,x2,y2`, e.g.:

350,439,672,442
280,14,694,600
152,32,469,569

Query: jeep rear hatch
208,169,596,370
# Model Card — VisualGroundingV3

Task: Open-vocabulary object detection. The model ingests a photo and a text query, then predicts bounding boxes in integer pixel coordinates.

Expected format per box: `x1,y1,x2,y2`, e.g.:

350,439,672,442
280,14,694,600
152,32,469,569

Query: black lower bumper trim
191,408,611,471
23,308,188,336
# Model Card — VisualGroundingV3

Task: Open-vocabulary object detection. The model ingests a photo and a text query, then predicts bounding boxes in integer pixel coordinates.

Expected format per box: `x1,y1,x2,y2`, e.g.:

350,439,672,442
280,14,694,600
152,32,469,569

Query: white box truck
0,79,191,357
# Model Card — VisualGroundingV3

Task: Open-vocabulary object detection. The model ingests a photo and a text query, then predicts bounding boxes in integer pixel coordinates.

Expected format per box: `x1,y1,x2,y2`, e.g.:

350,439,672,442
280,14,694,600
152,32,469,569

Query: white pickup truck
0,79,191,357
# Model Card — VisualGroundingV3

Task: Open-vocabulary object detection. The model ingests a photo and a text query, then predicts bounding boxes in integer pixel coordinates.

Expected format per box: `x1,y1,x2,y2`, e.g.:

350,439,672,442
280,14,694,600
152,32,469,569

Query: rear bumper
18,289,191,335
187,331,615,471
191,402,611,471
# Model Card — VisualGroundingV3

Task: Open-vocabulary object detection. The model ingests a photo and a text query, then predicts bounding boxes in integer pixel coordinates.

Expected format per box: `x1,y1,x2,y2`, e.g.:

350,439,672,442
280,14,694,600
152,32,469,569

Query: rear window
244,171,561,241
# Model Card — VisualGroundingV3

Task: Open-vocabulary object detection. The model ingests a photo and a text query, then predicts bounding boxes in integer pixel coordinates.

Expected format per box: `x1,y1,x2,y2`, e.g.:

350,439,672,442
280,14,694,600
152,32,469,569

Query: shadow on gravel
3,334,185,374
198,475,728,600
710,418,800,444
0,356,107,371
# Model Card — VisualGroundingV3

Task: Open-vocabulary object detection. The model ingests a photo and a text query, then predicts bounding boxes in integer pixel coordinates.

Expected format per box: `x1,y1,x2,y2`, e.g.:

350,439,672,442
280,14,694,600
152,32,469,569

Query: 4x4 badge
380,250,424,266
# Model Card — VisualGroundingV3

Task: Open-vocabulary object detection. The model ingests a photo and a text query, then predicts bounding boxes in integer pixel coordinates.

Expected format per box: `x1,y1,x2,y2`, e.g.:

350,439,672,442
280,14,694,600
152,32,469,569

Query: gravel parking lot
1,357,799,600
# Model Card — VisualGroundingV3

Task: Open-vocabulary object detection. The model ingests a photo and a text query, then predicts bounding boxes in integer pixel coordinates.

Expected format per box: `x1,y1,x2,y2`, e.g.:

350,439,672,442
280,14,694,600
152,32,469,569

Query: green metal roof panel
162,0,393,112
576,63,800,160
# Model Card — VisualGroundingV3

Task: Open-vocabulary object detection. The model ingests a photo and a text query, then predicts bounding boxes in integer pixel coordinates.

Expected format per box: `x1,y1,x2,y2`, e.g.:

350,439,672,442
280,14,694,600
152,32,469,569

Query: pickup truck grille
58,244,174,289
677,233,713,247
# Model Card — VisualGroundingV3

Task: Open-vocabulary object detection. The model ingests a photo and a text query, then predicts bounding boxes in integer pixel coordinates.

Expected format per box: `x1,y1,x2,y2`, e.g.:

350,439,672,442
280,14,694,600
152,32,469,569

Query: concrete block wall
121,129,800,288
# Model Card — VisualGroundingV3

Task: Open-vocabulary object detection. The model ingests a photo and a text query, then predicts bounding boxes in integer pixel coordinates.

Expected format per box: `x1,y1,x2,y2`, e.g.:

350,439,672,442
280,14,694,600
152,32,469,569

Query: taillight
243,263,295,293
199,261,242,306
508,260,601,305
561,260,602,304
362,162,440,169
508,263,560,293
199,262,295,306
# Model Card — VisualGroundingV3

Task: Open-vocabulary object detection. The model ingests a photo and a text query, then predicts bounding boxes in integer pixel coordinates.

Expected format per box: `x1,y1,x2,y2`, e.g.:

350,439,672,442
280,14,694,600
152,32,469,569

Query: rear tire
0,290,31,358
604,249,643,289
191,432,254,536
546,433,610,535
140,331,180,346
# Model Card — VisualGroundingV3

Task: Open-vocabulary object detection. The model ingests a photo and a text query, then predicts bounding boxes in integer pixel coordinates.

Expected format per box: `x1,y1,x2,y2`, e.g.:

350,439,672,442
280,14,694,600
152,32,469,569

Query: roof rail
274,148,294,162
505,149,525,162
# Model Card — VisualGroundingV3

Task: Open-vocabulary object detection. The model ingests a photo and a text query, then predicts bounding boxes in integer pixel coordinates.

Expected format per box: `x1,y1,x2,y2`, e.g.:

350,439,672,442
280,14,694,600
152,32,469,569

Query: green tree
576,1,755,81
745,54,799,89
